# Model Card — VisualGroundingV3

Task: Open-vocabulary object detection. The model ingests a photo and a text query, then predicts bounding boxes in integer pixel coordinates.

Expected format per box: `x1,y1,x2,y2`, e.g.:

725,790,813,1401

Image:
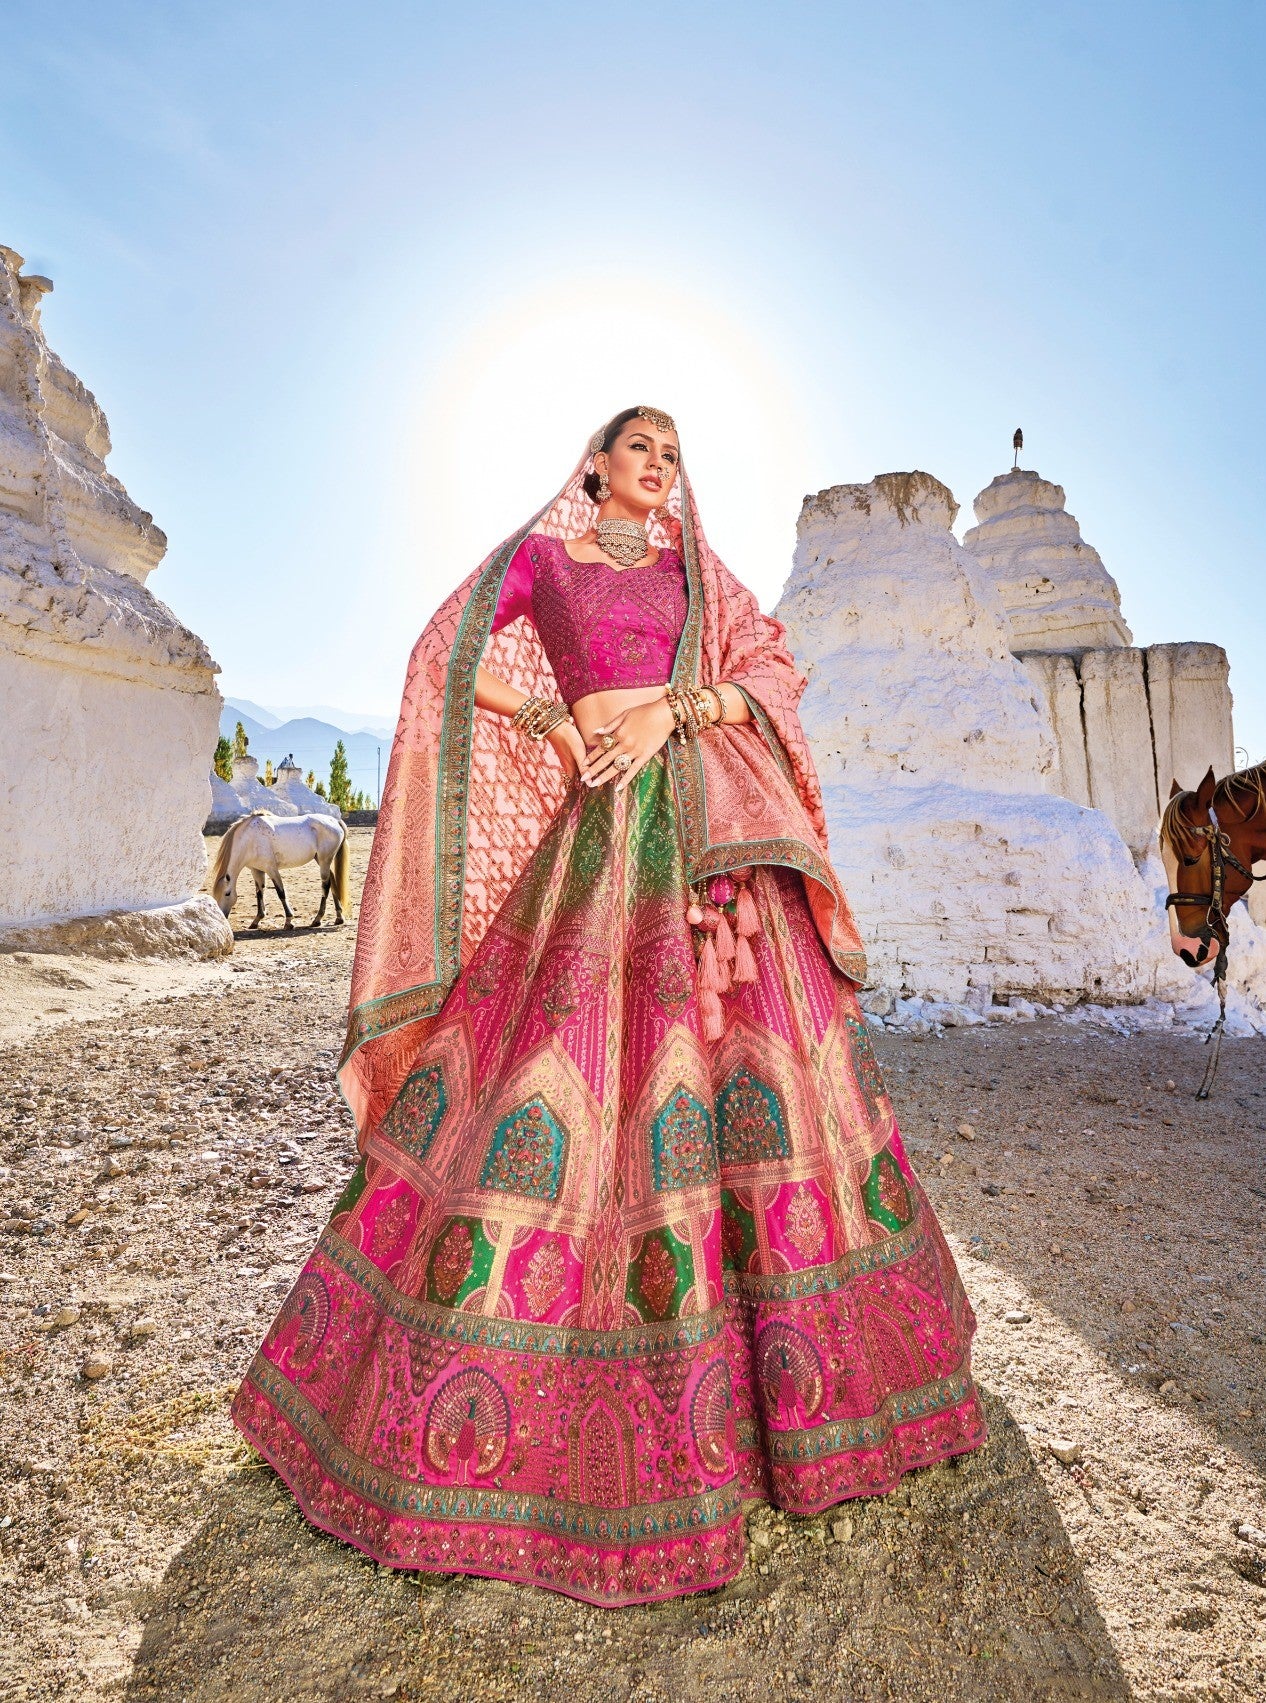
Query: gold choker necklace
595,517,649,567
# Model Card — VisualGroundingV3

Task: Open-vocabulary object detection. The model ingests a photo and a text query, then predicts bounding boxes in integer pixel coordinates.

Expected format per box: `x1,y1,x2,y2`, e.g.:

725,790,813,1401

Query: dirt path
1,832,1264,1701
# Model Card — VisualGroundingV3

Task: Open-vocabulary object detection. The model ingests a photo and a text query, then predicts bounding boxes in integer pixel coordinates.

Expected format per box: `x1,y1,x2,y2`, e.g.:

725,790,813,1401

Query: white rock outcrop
0,246,229,955
777,472,1203,1014
963,468,1131,651
270,756,339,818
964,467,1236,858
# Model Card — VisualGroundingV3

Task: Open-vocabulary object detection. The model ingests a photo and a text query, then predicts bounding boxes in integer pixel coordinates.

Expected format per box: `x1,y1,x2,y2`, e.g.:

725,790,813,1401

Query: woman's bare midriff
569,683,669,745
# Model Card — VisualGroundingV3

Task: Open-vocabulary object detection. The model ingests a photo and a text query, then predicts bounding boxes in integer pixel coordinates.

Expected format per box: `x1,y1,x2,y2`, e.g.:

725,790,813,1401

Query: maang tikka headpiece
588,405,677,457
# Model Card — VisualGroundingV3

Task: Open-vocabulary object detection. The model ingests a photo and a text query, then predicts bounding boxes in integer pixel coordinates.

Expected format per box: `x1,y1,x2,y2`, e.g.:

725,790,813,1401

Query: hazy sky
4,1,1263,772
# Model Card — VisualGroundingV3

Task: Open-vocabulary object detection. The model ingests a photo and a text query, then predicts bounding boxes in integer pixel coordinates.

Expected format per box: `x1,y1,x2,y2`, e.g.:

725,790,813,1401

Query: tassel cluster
685,866,764,1040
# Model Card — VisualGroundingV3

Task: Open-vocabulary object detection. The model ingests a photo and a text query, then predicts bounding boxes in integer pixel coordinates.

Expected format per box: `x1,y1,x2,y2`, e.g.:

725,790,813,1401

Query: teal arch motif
651,1085,718,1191
716,1065,789,1166
381,1063,448,1162
480,1096,568,1201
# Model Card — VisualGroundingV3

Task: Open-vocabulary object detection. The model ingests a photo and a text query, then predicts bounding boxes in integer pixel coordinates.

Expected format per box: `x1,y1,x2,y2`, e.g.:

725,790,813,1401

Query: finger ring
614,753,631,770
599,733,616,751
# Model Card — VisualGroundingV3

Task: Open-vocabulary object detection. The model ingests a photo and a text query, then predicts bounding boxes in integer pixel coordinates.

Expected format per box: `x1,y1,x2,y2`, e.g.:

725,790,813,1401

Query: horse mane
1161,758,1266,859
208,810,267,889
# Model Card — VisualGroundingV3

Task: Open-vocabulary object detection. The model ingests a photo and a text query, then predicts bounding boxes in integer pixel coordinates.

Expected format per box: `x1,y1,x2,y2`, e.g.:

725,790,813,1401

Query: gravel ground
1,829,1264,1701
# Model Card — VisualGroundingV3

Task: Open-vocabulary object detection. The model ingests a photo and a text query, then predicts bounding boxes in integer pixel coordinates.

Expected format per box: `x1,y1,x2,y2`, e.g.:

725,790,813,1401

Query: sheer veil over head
338,415,869,1149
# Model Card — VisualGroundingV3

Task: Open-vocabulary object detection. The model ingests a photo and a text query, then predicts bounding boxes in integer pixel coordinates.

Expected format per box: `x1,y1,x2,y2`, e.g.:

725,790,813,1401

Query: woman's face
597,418,680,517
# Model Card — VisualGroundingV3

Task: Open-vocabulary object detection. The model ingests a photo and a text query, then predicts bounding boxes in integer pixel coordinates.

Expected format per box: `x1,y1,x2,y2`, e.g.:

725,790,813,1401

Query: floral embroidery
652,953,693,1022
717,1066,788,1165
864,1150,913,1232
480,1099,567,1201
784,1185,826,1261
651,1086,717,1191
521,1239,567,1317
430,1221,474,1302
380,1063,448,1162
639,1238,679,1318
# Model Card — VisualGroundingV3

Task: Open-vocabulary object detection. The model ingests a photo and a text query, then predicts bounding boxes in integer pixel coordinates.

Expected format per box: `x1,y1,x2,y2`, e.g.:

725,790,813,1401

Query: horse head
1160,762,1266,967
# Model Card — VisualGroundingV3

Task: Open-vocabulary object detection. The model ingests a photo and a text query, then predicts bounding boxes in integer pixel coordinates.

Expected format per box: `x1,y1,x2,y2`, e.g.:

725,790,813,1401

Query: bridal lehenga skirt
231,748,985,1606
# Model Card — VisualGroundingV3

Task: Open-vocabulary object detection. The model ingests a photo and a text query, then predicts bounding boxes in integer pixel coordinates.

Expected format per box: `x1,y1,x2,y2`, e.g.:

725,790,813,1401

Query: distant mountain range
219,699,392,800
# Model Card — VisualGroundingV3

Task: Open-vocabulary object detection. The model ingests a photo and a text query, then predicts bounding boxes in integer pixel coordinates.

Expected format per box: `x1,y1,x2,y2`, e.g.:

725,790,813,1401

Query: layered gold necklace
595,517,649,567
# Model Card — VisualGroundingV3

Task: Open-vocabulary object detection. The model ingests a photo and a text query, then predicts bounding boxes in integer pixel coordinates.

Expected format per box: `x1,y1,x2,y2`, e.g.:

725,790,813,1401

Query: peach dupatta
338,430,868,1152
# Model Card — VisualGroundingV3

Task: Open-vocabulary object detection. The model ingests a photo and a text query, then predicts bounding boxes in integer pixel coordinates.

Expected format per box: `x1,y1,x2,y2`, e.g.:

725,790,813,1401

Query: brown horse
1159,760,1266,1094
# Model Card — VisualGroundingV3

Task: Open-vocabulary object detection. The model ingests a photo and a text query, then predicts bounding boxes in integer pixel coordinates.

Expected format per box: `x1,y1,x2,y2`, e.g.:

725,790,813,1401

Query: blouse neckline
546,534,680,574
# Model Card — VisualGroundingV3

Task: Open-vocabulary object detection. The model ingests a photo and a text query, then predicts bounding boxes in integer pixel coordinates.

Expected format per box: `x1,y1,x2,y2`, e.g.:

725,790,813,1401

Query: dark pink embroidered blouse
490,531,688,702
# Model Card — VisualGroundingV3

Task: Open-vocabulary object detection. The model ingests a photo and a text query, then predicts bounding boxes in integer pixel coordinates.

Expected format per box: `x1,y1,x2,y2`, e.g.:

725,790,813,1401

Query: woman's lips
640,477,662,490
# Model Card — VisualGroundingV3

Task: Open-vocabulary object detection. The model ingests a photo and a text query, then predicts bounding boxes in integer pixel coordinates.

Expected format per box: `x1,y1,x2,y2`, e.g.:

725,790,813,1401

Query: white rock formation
271,755,339,818
207,769,244,828
0,246,229,954
964,469,1236,859
963,468,1131,650
777,472,1206,1014
228,753,298,816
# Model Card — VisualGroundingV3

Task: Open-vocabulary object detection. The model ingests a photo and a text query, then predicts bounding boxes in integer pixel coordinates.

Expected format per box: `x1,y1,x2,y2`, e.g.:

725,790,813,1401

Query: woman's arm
581,677,755,792
712,681,753,726
475,664,587,777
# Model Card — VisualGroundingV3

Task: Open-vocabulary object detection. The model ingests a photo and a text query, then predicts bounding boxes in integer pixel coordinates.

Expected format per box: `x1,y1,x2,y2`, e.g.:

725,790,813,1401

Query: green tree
306,770,316,788
314,779,327,799
328,740,352,812
213,735,233,781
232,720,250,761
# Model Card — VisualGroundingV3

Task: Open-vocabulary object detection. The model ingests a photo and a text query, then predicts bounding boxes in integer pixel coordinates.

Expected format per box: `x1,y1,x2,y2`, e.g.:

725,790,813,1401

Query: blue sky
4,0,1263,770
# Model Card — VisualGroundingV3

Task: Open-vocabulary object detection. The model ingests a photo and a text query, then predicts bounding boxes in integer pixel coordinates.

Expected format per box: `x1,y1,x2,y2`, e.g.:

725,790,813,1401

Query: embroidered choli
491,531,688,702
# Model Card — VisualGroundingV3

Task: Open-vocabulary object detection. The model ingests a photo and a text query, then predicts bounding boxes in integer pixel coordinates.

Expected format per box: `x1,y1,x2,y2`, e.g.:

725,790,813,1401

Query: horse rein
1164,801,1266,1097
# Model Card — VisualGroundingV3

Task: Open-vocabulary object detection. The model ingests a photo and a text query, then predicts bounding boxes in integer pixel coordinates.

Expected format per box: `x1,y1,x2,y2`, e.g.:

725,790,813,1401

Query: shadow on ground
123,1392,1126,1703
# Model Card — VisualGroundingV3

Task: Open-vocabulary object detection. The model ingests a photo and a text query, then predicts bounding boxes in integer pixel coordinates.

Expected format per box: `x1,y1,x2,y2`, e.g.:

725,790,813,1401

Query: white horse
209,811,351,930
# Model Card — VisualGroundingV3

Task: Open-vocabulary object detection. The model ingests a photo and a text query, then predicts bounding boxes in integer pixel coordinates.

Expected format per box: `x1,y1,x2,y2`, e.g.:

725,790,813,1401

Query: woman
231,406,986,1607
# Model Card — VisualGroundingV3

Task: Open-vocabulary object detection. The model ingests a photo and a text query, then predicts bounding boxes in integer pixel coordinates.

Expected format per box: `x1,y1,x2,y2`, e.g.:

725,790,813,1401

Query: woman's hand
545,718,589,778
581,698,678,792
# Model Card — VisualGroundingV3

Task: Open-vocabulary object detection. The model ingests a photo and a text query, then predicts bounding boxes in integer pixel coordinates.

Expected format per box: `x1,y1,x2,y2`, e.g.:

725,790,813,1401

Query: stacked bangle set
511,684,727,743
664,682,724,742
510,696,574,740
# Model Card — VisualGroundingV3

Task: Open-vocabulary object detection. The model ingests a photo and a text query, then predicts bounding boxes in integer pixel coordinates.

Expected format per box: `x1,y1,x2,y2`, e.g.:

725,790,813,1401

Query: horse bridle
1164,803,1263,973
1164,798,1265,1099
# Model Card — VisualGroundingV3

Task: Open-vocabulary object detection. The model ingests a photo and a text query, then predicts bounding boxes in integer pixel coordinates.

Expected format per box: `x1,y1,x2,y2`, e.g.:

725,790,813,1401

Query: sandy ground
1,829,1264,1702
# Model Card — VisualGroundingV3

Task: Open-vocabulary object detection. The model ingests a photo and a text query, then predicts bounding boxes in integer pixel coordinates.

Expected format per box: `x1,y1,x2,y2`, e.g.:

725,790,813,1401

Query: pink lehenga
231,427,985,1607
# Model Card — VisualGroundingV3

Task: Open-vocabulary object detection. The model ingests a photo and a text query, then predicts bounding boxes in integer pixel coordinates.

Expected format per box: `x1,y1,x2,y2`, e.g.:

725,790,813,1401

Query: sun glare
402,274,812,620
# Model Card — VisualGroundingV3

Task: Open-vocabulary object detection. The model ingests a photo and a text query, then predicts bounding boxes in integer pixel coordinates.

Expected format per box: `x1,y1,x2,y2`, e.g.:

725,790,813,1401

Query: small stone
1120,1300,1136,1315
956,1123,976,1141
1164,1079,1177,1093
65,1208,90,1228
831,1516,854,1542
1004,1309,1031,1325
81,1354,112,1381
97,1157,124,1180
1235,1523,1266,1548
1047,1438,1083,1465
981,1181,1003,1197
300,1180,325,1194
129,1317,158,1343
1159,1379,1179,1396
107,1134,133,1150
940,1153,955,1166
51,1307,81,1329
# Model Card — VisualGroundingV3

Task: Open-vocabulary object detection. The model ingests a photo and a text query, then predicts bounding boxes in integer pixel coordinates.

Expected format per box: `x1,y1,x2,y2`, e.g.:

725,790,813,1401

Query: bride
231,405,985,1606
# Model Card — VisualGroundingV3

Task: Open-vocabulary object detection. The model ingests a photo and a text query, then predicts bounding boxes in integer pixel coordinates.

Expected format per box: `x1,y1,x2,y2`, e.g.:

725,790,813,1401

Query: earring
596,472,610,502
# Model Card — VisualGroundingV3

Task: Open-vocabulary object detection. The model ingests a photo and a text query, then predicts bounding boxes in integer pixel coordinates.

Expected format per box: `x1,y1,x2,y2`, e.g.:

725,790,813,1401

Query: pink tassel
715,948,732,993
697,934,723,992
732,931,758,983
714,908,736,964
735,881,761,939
699,983,725,1040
